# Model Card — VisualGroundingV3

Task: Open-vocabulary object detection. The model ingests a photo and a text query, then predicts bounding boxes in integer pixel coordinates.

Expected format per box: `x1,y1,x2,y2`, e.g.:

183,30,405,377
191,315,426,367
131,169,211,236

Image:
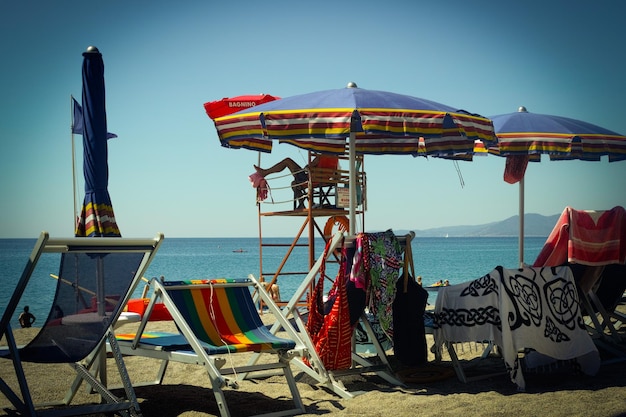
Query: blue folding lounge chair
115,276,306,417
0,231,163,417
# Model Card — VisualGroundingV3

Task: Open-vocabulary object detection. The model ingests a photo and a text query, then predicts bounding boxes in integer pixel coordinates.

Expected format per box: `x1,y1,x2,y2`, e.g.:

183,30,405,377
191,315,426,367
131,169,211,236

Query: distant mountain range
397,213,560,238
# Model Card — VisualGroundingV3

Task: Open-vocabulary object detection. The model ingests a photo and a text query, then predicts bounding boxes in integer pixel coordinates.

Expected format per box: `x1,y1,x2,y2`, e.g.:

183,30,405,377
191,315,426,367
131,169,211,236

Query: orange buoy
323,216,349,239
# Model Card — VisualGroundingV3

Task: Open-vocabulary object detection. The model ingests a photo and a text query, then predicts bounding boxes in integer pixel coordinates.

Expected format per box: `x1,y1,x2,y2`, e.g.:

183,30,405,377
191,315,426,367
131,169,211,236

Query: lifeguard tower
255,150,366,304
251,160,414,398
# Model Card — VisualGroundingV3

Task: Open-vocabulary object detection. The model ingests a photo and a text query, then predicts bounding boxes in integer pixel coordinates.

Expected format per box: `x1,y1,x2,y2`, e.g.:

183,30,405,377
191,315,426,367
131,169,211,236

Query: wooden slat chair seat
293,155,341,209
309,164,342,208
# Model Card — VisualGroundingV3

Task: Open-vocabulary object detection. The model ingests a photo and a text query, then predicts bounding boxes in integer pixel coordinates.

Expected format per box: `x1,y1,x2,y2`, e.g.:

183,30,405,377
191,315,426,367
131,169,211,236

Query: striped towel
534,206,626,267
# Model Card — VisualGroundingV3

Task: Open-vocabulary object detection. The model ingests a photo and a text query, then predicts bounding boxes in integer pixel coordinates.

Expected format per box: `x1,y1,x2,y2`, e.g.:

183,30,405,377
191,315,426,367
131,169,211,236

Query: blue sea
0,236,547,326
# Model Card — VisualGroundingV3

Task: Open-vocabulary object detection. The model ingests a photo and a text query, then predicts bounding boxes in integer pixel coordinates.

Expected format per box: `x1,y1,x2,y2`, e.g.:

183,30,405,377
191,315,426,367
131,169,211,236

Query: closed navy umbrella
75,46,120,237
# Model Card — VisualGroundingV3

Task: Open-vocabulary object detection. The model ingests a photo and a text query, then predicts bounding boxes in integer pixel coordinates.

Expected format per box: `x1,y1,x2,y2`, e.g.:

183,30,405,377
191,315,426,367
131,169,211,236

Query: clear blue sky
1,1,625,238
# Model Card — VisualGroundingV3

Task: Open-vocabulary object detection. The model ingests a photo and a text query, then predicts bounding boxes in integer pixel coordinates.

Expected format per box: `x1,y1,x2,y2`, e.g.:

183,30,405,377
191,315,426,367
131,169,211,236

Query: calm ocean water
0,236,547,326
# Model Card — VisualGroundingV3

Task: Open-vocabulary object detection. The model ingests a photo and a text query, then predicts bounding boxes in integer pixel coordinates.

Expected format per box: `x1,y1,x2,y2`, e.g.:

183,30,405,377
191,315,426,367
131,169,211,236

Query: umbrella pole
518,176,525,267
349,132,356,235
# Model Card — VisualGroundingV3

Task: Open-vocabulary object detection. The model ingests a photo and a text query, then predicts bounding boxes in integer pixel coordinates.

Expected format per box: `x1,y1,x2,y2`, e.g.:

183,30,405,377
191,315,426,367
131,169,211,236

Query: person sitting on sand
254,155,338,208
18,305,36,328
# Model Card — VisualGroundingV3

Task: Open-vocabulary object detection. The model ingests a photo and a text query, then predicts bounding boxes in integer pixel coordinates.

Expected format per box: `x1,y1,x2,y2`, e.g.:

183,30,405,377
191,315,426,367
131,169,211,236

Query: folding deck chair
532,206,626,360
249,231,407,399
0,231,164,417
568,264,626,345
115,276,306,417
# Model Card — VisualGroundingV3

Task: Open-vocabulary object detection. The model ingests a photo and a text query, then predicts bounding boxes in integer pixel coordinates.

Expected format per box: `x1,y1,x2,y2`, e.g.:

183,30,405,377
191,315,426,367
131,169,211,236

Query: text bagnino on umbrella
212,83,496,233
75,46,121,237
204,94,280,120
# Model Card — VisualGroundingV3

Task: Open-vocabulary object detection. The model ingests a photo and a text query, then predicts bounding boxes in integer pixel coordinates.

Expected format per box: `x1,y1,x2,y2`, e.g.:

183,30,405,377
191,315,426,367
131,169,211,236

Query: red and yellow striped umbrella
213,84,495,158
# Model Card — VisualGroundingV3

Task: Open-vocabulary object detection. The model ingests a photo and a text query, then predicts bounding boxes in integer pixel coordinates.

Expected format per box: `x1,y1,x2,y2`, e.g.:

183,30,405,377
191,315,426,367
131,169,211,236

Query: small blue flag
71,96,117,138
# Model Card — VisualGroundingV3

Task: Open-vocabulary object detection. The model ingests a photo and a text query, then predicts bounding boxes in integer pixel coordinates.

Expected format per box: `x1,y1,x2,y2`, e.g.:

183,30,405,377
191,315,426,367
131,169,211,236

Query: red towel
534,206,626,267
503,155,529,184
248,172,269,202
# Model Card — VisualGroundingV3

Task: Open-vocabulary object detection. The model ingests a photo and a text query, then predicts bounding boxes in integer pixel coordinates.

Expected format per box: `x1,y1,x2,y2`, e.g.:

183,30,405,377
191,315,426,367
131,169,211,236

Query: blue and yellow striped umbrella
490,107,626,161
212,83,496,234
214,83,496,157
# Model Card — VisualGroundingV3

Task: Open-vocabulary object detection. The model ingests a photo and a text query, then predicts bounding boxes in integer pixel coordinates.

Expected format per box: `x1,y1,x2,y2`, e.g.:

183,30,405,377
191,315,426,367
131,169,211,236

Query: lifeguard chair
293,153,344,210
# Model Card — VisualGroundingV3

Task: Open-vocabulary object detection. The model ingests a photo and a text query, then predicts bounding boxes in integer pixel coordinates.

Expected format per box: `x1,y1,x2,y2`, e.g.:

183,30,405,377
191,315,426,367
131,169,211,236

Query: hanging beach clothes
248,172,271,202
349,233,370,290
366,230,403,339
392,239,428,365
306,242,354,370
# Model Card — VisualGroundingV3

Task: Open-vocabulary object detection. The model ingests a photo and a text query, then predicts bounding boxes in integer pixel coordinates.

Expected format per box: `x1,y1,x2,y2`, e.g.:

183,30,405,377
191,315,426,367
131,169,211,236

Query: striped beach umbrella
491,107,626,162
75,46,121,237
212,83,496,233
489,106,626,264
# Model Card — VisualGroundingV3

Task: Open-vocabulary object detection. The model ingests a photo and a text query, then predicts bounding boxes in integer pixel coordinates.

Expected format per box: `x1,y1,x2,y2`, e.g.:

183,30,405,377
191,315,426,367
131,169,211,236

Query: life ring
323,216,349,239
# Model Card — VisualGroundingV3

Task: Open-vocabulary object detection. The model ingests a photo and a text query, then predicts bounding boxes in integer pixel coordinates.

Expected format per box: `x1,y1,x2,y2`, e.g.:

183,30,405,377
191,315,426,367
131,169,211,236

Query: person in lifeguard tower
254,155,338,207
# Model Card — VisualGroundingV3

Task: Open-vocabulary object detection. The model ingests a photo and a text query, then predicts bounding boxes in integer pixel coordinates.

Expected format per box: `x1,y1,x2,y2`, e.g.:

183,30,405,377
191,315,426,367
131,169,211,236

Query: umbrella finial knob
518,106,528,113
346,82,358,88
83,46,101,58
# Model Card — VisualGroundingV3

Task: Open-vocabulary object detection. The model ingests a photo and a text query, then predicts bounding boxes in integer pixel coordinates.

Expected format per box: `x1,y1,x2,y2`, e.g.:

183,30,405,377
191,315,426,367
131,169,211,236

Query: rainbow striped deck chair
0,231,163,417
115,276,306,417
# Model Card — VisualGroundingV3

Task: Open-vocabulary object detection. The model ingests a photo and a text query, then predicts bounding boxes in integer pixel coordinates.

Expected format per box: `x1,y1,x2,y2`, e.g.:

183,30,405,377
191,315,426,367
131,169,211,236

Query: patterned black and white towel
434,266,599,390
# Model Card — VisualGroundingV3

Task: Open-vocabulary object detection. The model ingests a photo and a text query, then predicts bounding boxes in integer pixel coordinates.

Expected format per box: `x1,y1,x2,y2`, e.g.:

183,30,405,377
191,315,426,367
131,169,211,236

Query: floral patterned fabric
366,230,403,339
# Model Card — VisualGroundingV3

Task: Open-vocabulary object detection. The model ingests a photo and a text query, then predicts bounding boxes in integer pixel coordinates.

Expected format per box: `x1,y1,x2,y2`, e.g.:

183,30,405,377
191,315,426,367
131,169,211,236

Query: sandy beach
2,305,626,417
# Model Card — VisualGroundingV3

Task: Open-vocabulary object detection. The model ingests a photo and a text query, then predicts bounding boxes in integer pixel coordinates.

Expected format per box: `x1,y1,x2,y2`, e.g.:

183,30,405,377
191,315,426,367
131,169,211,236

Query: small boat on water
233,248,247,253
